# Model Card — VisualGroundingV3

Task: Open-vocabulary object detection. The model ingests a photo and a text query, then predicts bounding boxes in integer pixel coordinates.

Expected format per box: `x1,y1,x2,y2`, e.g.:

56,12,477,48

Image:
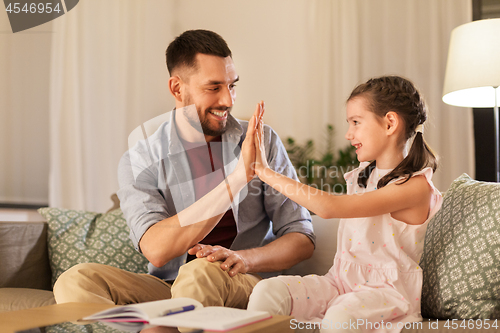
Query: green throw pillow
38,207,149,288
420,174,500,319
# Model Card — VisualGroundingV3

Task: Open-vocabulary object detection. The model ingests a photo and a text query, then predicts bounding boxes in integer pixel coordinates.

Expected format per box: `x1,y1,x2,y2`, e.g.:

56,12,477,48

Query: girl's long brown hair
347,76,438,189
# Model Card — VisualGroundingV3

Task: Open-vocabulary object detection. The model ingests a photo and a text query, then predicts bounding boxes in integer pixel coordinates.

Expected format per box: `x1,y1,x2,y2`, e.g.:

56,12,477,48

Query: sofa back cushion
420,174,500,319
283,215,339,276
38,207,149,288
0,221,52,290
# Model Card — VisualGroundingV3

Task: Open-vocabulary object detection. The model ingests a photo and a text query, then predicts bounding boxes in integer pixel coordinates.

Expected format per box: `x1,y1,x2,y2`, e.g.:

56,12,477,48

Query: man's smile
208,109,228,120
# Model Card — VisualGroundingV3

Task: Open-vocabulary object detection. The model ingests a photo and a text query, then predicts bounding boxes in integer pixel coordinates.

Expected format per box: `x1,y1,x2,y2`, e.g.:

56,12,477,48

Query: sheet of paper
83,298,203,322
151,306,271,331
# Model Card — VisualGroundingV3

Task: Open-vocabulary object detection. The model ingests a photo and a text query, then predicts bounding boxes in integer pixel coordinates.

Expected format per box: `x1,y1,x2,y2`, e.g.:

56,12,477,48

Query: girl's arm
253,116,431,224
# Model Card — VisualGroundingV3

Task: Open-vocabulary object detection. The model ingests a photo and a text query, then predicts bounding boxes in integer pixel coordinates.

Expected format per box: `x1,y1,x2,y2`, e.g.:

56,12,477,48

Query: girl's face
345,97,389,163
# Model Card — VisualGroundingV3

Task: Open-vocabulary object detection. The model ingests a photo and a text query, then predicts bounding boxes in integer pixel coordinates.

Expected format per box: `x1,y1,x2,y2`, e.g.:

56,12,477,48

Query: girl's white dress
276,163,442,332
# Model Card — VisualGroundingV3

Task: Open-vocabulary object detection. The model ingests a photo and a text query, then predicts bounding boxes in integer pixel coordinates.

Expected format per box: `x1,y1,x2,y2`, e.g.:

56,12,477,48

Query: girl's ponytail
378,131,437,188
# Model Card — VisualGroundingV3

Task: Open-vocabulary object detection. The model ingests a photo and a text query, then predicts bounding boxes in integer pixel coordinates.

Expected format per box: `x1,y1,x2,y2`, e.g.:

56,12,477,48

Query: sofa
1,174,499,333
0,195,120,312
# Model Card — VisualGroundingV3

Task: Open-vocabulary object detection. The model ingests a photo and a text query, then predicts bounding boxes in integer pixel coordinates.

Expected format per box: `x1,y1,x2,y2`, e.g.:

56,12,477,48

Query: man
53,29,315,308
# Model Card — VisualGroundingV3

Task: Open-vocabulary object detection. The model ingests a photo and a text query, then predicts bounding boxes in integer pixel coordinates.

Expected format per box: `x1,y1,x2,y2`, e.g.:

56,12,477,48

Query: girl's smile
345,97,388,163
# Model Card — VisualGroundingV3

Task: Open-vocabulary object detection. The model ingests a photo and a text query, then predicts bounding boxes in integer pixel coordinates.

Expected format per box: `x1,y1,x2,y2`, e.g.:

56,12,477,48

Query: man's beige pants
53,258,261,308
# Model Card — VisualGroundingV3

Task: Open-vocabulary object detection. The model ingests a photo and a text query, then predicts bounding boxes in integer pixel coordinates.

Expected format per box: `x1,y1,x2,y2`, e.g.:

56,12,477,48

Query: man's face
180,54,238,139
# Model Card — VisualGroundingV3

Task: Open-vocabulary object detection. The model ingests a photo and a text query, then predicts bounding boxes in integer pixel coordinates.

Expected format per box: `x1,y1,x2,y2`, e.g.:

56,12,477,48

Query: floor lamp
442,18,500,182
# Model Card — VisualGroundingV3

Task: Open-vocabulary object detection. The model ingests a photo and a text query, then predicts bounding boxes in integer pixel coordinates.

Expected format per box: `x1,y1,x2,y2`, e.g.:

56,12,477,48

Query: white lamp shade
443,19,500,108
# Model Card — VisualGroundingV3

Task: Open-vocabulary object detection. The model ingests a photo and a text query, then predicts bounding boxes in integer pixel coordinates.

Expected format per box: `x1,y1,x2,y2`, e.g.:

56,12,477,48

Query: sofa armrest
0,221,52,290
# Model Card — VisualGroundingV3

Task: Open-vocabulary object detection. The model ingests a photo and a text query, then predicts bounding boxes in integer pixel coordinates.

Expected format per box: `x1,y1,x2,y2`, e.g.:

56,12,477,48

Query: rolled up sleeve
117,151,172,251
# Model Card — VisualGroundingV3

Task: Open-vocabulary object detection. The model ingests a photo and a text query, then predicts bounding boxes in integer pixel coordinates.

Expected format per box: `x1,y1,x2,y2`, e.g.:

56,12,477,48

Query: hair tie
415,124,424,134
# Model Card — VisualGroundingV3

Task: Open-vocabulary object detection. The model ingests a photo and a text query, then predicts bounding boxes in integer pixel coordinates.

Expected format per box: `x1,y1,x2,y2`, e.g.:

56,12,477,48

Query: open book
83,297,272,332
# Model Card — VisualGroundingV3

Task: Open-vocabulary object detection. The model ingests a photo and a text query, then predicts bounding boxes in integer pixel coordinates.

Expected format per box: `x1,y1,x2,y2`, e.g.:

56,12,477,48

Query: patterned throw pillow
420,174,500,319
38,207,149,287
45,321,123,333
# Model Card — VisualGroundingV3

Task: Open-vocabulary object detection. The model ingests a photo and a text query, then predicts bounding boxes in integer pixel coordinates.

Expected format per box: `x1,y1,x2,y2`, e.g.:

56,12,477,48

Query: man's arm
139,163,246,267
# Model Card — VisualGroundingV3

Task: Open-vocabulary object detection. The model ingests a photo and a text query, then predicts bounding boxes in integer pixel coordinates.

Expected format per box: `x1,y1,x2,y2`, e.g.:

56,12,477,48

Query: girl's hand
254,104,269,176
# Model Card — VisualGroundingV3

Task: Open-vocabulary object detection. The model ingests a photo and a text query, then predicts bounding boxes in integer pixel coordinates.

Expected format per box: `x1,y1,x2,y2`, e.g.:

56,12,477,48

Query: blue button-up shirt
117,109,315,281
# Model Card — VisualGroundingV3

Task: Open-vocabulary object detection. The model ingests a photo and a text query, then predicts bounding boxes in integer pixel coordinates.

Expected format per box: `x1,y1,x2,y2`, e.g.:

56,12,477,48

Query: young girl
247,76,443,333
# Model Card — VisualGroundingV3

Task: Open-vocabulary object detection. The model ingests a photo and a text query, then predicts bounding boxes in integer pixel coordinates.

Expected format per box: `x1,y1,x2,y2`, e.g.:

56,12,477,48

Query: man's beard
182,102,231,137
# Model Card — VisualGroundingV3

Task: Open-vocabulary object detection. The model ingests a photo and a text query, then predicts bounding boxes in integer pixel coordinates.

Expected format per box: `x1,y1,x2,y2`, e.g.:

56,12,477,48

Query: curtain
0,20,51,205
48,0,472,212
49,1,175,211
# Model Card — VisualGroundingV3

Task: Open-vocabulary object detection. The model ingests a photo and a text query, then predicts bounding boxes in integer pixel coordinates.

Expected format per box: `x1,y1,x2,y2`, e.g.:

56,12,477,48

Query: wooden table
0,303,293,333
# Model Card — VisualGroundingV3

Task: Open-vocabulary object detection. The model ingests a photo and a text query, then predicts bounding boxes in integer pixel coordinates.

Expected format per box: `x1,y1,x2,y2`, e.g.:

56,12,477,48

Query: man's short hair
166,29,232,76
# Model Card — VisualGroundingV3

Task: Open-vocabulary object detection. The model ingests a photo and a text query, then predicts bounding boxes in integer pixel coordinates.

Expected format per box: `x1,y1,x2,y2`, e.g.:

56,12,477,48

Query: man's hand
253,104,269,177
240,101,264,182
188,244,250,277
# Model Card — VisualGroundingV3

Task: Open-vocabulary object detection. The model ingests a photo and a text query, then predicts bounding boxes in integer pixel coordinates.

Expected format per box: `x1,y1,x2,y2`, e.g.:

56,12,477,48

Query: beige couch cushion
283,215,339,276
0,288,55,312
